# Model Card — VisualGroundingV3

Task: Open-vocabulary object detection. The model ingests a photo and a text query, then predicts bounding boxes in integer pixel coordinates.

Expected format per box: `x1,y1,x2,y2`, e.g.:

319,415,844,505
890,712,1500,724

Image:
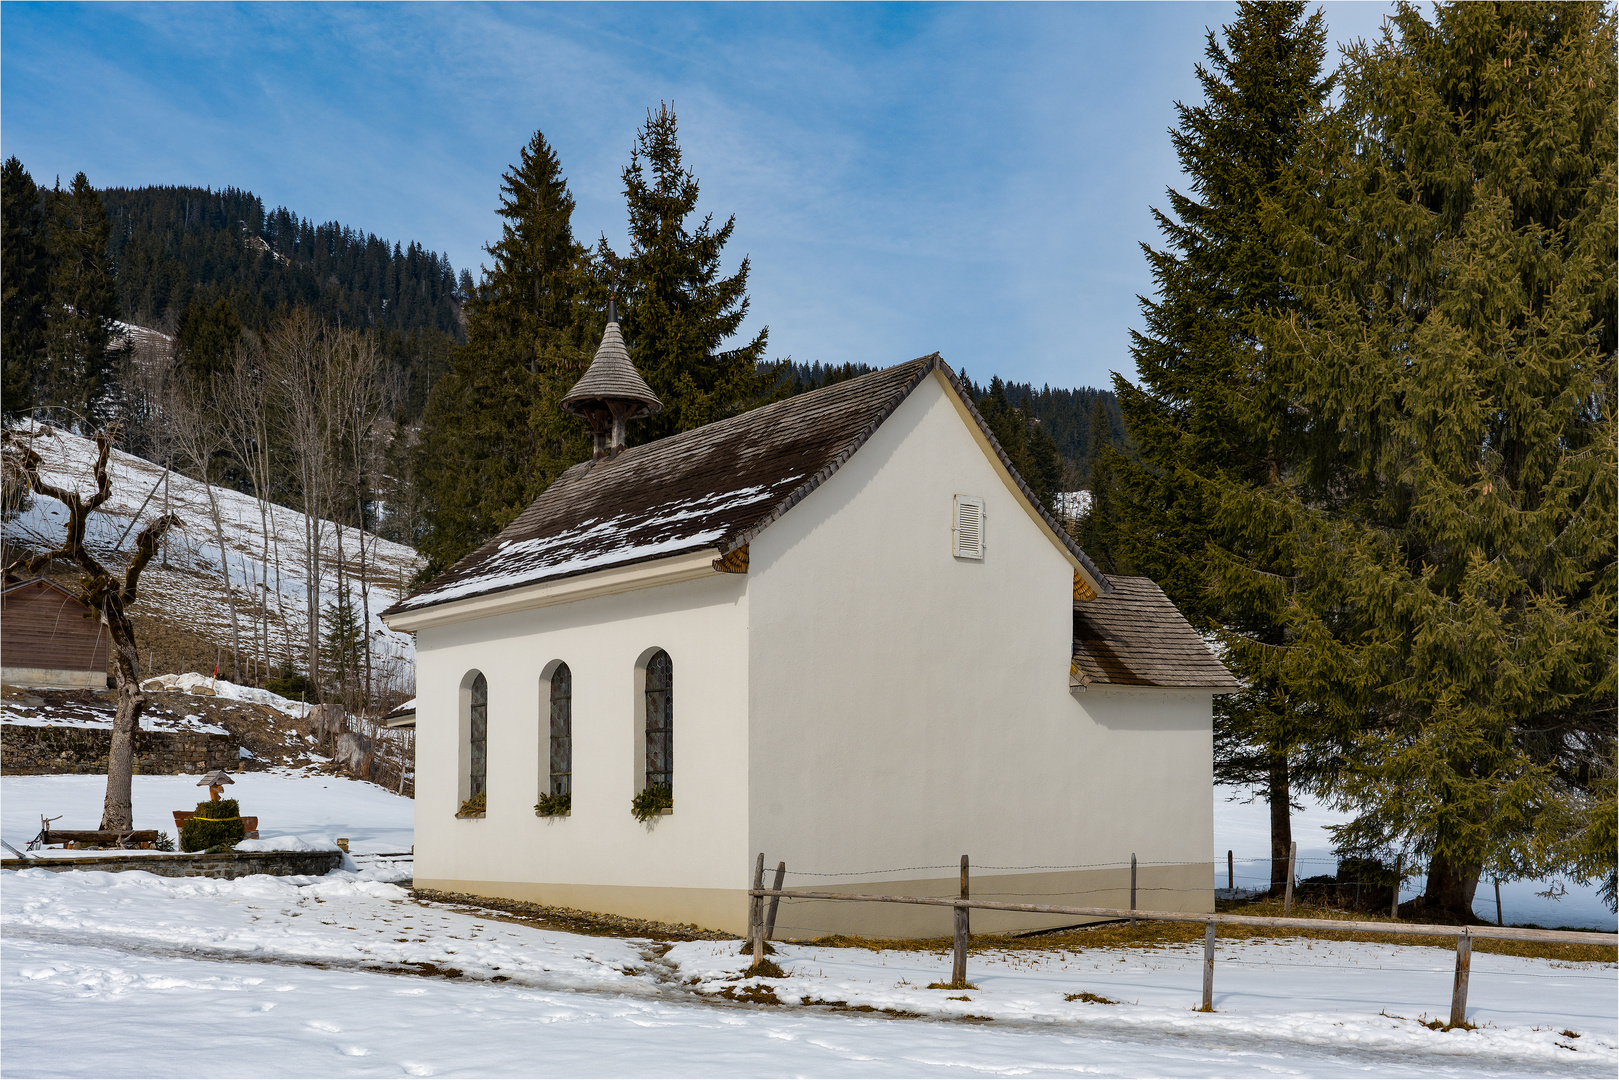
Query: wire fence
743,850,1617,1026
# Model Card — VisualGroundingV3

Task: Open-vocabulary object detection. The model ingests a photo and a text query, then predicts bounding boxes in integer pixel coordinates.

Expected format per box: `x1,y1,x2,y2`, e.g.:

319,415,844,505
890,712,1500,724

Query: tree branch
122,513,183,606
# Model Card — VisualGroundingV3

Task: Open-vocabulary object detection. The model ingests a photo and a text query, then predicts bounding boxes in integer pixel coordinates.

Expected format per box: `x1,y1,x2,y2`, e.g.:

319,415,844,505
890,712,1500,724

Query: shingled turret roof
560,319,662,419
389,355,1109,614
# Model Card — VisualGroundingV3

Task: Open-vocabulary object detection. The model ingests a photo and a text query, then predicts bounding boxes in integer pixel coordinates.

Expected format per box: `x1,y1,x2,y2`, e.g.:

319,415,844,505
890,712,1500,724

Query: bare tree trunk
1269,754,1293,896
200,466,243,681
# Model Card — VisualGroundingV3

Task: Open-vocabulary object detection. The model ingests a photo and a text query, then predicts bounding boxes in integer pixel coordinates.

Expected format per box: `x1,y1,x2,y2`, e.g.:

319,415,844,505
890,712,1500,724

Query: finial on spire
561,299,661,462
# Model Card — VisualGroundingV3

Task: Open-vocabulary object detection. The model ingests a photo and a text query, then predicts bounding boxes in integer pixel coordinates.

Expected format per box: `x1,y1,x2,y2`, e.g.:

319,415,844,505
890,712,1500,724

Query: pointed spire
562,298,662,461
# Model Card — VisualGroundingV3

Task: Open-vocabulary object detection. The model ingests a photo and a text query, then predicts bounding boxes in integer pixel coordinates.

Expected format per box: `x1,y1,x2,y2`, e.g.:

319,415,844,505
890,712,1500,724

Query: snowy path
3,867,1613,1077
5,932,1611,1079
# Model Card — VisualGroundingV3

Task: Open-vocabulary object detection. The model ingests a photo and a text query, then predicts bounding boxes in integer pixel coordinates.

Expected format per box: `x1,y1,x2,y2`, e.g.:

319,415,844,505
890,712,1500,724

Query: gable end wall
745,371,1214,936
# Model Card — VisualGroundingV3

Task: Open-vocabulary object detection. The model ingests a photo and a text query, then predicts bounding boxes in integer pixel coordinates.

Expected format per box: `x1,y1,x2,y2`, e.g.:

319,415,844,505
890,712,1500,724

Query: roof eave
381,547,726,632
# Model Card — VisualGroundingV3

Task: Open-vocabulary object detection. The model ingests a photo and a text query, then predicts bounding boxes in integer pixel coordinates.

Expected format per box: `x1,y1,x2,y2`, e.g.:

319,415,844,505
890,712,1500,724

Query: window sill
535,811,570,819
657,807,673,816
454,812,486,820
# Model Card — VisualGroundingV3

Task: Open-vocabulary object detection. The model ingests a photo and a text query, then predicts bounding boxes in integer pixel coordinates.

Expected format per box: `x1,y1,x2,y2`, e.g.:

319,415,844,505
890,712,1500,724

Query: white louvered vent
953,496,985,560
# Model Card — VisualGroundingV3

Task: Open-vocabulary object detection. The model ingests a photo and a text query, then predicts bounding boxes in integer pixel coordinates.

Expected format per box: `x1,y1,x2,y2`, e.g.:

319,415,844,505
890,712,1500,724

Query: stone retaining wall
0,724,237,775
1,850,344,878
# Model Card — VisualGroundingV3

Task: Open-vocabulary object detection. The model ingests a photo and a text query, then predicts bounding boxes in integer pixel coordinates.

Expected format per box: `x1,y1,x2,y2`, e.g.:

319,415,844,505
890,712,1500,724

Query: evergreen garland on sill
456,793,486,818
631,787,672,822
534,792,571,817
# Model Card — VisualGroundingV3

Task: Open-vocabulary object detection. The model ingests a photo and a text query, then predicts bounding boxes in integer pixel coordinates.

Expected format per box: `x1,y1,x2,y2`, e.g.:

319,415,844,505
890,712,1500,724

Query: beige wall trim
416,865,1213,942
383,550,724,632
413,878,752,937
1,666,108,690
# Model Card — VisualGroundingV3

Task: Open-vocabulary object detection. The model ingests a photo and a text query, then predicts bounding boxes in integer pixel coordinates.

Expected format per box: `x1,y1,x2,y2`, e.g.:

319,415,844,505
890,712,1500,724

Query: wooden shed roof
1070,576,1240,692
391,355,1110,615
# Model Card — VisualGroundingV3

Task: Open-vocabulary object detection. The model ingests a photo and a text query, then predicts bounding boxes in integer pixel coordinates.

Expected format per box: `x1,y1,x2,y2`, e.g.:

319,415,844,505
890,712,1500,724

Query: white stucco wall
410,573,751,916
745,371,1214,934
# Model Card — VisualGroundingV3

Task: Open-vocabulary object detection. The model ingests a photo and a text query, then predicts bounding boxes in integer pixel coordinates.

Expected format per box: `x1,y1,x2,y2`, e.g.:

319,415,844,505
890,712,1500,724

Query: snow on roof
393,357,1109,615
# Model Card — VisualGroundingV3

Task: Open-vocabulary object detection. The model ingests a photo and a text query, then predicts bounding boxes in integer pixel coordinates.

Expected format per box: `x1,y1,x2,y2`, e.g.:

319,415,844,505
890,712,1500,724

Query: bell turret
561,298,662,461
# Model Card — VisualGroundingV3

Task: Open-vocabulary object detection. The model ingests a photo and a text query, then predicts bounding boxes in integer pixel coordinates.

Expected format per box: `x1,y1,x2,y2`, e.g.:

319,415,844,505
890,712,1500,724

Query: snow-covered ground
2,773,414,855
2,423,423,694
2,861,1612,1077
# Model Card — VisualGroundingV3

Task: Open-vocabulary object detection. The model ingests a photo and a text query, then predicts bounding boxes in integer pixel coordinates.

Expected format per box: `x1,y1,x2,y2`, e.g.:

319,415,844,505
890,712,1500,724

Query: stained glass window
549,663,572,797
469,672,487,799
644,650,672,795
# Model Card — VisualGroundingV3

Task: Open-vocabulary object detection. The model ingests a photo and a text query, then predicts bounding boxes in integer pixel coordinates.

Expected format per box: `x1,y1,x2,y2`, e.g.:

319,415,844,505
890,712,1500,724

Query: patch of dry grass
797,900,1614,965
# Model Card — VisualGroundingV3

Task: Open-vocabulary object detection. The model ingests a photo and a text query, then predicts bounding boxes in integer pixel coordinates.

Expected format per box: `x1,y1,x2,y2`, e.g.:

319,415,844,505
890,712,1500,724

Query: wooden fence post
766,861,786,940
750,852,765,968
1494,879,1503,927
1130,853,1137,928
1392,855,1402,919
1201,920,1215,1012
951,855,970,987
1450,929,1473,1028
1282,841,1297,917
1227,850,1234,894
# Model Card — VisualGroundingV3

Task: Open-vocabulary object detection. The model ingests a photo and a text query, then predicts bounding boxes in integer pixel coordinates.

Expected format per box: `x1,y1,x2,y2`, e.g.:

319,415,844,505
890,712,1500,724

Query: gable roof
389,355,1109,615
1070,576,1240,692
1,576,87,606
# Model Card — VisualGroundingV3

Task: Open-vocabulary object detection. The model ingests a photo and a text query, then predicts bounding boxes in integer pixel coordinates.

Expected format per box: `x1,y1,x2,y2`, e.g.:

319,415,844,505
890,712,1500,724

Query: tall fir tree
1110,1,1335,892
2,158,49,418
1073,394,1125,574
607,104,777,441
42,172,122,425
414,130,593,576
175,298,243,383
1261,1,1617,914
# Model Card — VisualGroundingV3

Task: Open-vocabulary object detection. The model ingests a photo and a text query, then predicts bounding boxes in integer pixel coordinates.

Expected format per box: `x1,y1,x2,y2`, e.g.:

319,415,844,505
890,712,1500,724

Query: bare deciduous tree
2,424,180,831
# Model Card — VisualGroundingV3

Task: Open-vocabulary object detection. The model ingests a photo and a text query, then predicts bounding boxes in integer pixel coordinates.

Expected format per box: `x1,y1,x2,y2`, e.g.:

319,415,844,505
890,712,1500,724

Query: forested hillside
102,186,467,340
781,360,1132,490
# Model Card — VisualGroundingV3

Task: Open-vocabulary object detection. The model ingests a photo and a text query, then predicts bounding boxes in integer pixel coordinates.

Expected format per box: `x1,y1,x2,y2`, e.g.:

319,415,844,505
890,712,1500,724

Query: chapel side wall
411,573,754,933
745,371,1214,937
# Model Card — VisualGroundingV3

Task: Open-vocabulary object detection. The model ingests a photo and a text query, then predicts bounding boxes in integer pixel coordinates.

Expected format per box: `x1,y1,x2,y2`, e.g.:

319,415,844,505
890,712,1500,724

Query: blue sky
1,2,1393,390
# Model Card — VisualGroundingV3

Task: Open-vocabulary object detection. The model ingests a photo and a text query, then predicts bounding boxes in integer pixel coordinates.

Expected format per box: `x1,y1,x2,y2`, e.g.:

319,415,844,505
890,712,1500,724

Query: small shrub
181,812,245,852
153,831,175,852
534,792,571,817
631,786,672,822
195,799,240,819
742,957,786,979
263,667,314,700
456,793,486,818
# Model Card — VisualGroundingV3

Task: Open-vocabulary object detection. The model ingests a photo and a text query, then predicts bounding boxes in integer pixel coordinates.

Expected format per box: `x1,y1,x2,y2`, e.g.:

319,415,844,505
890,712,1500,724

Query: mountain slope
2,423,423,701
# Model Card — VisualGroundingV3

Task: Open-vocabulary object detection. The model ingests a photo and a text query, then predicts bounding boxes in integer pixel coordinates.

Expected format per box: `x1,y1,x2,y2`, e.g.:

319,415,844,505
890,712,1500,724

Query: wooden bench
41,829,160,848
172,812,259,839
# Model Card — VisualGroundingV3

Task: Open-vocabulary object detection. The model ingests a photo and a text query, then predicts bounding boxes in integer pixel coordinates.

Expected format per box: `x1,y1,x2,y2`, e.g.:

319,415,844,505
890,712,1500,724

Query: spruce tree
414,130,593,576
1110,1,1335,892
607,104,776,440
43,172,122,424
2,158,49,418
1073,394,1125,574
1263,1,1617,915
977,376,1063,513
175,298,243,383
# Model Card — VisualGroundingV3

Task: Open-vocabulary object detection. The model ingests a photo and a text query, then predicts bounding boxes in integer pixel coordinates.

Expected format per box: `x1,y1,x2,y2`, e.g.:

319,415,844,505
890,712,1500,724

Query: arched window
644,650,673,795
468,672,488,799
548,663,572,797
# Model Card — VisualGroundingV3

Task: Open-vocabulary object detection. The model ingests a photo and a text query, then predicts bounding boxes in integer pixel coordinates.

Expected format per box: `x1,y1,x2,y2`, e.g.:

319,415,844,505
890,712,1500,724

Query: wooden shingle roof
390,355,1109,614
1070,576,1240,692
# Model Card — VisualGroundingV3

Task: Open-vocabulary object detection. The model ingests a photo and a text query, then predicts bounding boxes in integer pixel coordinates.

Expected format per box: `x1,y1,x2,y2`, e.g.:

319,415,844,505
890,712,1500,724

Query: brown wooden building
1,577,111,689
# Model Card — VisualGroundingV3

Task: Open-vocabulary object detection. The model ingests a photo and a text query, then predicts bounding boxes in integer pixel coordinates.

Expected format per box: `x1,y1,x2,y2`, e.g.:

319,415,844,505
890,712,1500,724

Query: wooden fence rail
745,856,1617,1026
